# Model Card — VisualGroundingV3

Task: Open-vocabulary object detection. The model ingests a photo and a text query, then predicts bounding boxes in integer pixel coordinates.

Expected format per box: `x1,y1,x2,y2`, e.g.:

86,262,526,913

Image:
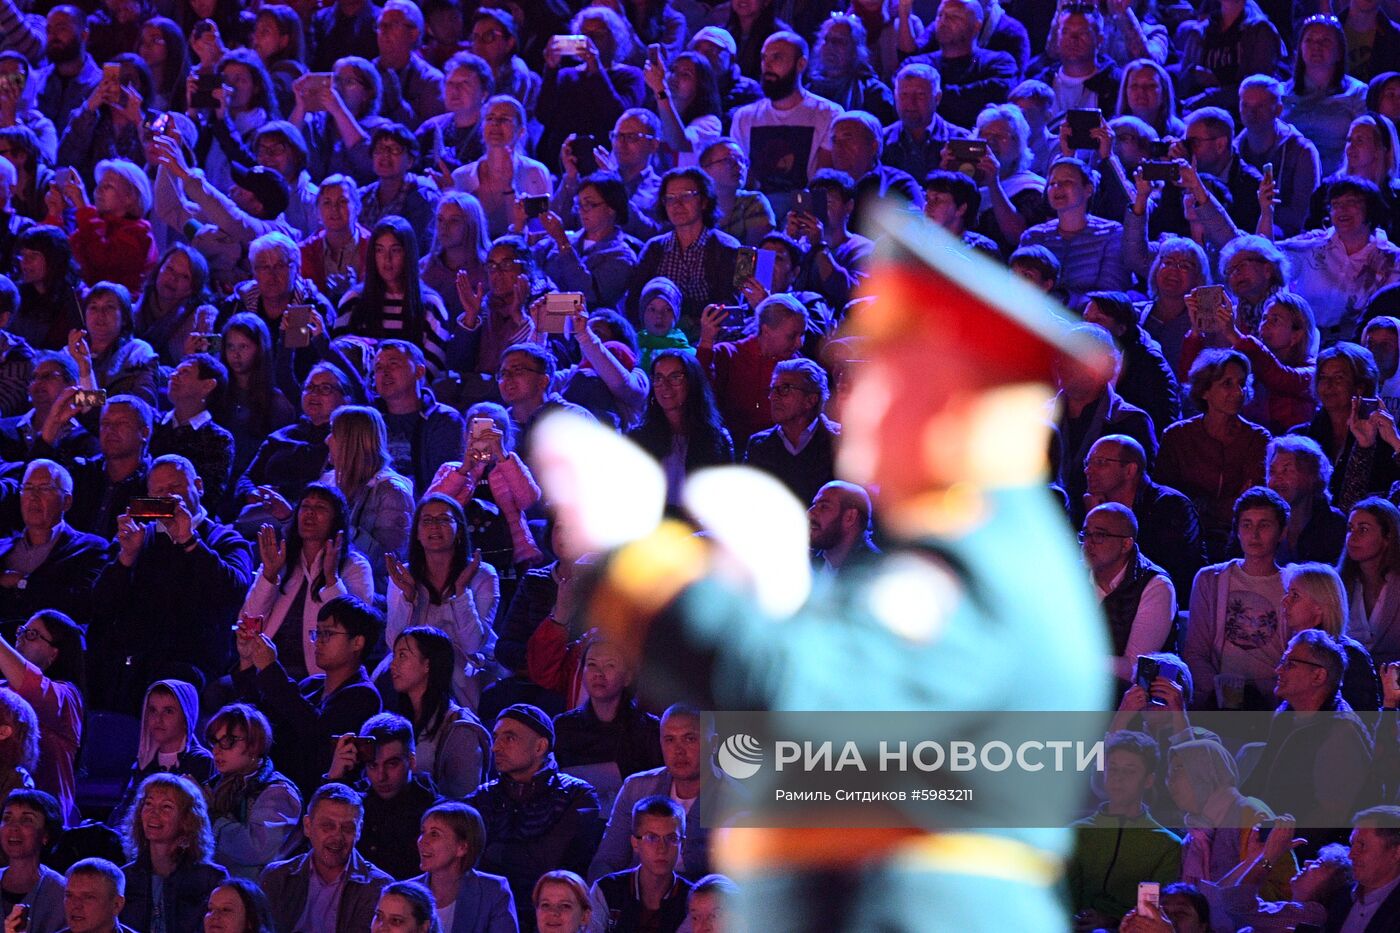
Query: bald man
1081,503,1175,684
807,481,879,572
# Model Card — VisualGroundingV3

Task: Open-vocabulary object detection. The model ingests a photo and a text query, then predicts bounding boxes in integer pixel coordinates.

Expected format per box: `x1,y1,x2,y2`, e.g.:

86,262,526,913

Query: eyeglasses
1077,530,1133,543
1158,259,1197,272
303,383,342,396
611,131,656,144
308,627,349,643
575,198,606,212
485,260,523,273
1278,656,1328,671
769,383,816,397
1083,457,1129,469
632,832,684,847
419,515,457,527
19,483,61,496
253,261,290,275
210,734,247,750
373,143,407,157
661,191,701,206
498,365,545,379
29,371,66,383
654,372,688,387
1224,256,1270,276
15,625,54,647
470,30,506,43
701,155,740,169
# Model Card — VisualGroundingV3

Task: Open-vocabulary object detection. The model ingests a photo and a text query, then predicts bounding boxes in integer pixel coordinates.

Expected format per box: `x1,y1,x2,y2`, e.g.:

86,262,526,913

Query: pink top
15,666,82,825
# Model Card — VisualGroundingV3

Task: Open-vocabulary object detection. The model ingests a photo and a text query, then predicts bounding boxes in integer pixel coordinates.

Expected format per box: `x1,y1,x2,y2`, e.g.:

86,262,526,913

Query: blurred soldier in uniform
533,207,1114,932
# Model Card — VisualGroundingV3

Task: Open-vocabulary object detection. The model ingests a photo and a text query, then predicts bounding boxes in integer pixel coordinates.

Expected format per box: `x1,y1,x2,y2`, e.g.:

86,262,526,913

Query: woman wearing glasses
628,167,740,332
0,610,85,824
535,172,638,311
451,95,552,240
381,495,500,710
360,124,442,235
628,349,733,509
202,704,301,880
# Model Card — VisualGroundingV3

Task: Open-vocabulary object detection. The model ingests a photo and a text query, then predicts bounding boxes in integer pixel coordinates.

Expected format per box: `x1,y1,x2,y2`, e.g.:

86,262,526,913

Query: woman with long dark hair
137,17,190,113
202,706,300,881
243,483,374,682
382,494,500,710
629,167,740,327
644,50,723,161
389,628,490,797
249,5,308,118
217,49,281,140
627,349,734,508
11,226,82,351
1339,496,1400,668
212,313,297,483
0,611,84,825
203,876,279,933
335,215,452,379
136,244,212,367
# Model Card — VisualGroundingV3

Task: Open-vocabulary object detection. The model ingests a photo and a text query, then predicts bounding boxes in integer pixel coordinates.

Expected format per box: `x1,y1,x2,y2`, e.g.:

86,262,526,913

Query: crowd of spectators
0,0,1397,931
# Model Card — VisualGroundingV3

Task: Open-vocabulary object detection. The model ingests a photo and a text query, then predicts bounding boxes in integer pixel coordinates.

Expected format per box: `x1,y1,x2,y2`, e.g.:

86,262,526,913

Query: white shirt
161,409,213,430
1094,562,1177,682
1341,871,1400,932
729,89,843,183
778,417,820,457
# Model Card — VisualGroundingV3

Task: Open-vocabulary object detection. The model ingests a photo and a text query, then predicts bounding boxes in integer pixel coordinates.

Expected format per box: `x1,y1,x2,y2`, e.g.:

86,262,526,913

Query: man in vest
1082,503,1176,688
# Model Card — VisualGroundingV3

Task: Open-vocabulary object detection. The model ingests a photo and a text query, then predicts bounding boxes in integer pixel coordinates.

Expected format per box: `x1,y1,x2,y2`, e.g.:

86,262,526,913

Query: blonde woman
119,773,229,932
324,405,414,593
1284,562,1381,710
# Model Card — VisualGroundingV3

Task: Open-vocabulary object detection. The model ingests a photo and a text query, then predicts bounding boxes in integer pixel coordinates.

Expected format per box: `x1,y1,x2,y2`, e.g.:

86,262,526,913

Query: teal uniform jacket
637,483,1113,930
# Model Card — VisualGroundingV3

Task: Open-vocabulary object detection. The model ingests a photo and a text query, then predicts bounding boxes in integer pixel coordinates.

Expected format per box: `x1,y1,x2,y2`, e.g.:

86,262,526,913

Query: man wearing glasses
233,594,384,797
553,109,663,242
1164,106,1264,234
589,796,692,933
1243,629,1373,832
0,353,97,464
743,358,838,509
496,344,591,463
0,458,107,628
1080,502,1176,685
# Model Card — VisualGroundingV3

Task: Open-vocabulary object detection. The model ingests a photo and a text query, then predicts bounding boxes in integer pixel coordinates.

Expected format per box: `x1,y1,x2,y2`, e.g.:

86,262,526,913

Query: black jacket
0,523,110,628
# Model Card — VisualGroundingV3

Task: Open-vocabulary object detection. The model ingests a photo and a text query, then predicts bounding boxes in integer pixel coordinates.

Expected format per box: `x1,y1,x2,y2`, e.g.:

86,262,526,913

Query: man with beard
807,480,878,572
730,31,843,222
32,5,99,136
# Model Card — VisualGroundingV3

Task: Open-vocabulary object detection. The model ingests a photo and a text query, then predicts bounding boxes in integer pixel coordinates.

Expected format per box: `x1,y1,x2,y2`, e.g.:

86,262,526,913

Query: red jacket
298,225,371,295
69,206,158,294
697,335,794,446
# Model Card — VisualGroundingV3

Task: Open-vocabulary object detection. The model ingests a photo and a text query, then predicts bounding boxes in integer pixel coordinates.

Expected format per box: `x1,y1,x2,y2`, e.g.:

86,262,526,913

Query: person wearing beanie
467,704,603,932
149,132,300,292
637,276,694,372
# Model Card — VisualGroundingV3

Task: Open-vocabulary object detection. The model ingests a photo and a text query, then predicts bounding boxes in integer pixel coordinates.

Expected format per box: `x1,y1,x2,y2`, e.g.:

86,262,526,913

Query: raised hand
453,548,483,598
321,531,344,588
258,523,286,582
386,552,417,604
455,272,484,329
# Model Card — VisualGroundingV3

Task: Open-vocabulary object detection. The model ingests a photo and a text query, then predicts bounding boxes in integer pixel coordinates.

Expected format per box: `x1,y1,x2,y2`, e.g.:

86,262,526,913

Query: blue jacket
0,864,65,933
120,855,228,933
409,869,518,933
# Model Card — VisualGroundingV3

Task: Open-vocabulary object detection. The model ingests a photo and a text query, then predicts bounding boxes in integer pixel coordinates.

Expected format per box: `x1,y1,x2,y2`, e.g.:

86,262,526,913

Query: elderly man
744,359,839,509
882,63,972,184
906,0,1017,130
59,858,139,933
0,459,108,628
829,111,921,228
1340,806,1400,931
374,0,445,128
468,705,603,929
588,797,692,933
1055,326,1157,513
1265,435,1346,565
729,31,843,220
260,783,393,933
1243,630,1374,832
697,294,807,447
808,481,879,572
1081,503,1175,684
91,454,254,712
588,705,728,883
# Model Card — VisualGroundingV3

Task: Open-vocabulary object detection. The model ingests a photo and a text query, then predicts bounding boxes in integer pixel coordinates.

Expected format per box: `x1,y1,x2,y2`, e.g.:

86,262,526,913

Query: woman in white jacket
381,494,500,711
240,482,375,682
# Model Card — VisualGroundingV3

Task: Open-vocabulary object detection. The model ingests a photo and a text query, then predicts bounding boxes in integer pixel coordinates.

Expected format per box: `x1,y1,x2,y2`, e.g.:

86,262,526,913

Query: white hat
689,25,737,58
